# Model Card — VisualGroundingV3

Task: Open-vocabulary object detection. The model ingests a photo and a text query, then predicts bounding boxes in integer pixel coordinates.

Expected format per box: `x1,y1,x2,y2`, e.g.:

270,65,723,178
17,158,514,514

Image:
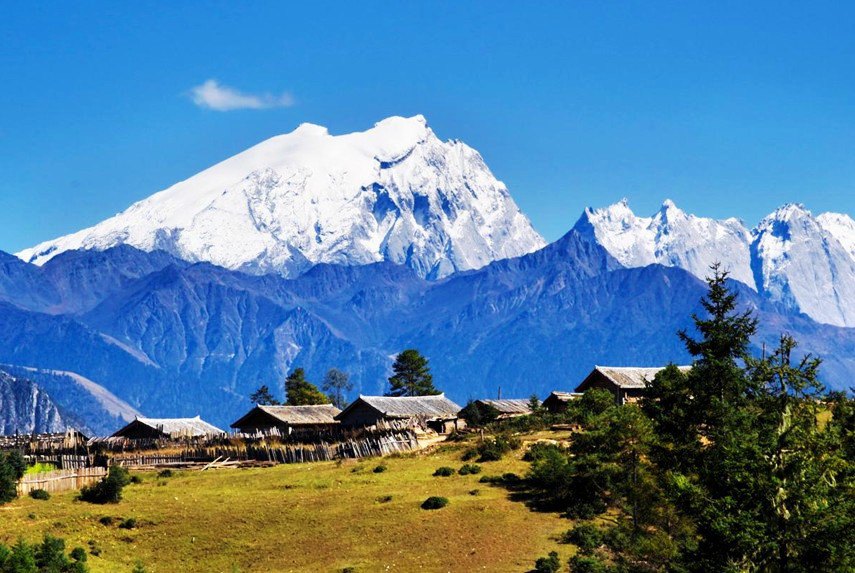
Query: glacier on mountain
18,115,545,279
574,198,756,288
576,199,855,328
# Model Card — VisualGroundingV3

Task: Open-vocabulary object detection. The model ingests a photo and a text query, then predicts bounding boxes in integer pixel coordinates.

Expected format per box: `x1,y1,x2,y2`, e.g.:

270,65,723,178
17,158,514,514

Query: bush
569,554,608,573
458,464,482,475
0,535,89,573
468,489,480,496
118,517,137,529
464,434,521,462
79,466,130,504
421,496,449,510
523,442,566,462
375,495,393,503
130,474,143,484
29,488,51,500
562,523,604,553
478,472,521,486
433,466,455,477
98,516,114,526
534,551,561,573
0,450,27,504
372,464,387,473
70,546,88,563
156,469,174,478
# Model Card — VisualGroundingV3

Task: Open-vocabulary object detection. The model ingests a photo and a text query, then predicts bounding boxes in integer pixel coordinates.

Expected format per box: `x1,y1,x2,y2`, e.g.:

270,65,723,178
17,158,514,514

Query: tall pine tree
386,349,440,397
284,368,329,405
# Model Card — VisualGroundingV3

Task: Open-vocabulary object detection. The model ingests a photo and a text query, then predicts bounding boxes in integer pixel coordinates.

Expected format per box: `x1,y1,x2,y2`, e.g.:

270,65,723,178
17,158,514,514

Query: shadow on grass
478,473,570,516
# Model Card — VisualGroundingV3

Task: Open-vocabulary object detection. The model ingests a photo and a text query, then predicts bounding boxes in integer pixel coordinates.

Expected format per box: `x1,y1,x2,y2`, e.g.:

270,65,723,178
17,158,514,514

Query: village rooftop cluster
102,365,683,441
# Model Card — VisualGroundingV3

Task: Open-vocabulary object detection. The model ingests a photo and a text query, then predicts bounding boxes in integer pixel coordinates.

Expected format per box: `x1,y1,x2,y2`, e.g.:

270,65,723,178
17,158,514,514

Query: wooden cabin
474,399,532,420
335,394,463,434
542,391,582,413
574,366,691,405
110,416,225,439
230,404,341,435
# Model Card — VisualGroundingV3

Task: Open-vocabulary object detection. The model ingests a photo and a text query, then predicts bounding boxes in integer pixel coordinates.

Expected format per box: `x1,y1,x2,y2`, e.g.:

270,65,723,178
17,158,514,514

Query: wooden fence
23,454,94,470
109,429,420,468
17,467,107,496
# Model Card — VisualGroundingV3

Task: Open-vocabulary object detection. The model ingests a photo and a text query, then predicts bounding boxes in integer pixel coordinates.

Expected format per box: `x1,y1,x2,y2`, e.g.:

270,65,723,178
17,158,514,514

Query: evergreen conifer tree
284,368,329,405
386,349,440,397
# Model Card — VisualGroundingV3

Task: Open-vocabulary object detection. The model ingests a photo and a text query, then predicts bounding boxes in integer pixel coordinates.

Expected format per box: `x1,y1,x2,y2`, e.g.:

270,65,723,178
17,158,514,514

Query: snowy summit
575,199,855,328
18,115,545,279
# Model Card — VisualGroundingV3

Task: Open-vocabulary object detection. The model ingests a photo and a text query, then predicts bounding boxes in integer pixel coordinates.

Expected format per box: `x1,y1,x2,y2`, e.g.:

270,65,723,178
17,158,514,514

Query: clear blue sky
2,2,854,253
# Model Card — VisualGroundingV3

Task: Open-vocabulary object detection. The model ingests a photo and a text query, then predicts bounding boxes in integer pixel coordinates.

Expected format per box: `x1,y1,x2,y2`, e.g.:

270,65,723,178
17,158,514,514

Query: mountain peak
577,200,756,291
18,116,544,280
764,202,810,223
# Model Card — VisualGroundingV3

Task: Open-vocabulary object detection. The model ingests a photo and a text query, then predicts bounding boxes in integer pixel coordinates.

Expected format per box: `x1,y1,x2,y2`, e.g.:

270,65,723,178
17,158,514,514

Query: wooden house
230,404,341,435
542,391,582,413
574,365,691,405
110,416,225,439
474,399,532,420
335,394,462,434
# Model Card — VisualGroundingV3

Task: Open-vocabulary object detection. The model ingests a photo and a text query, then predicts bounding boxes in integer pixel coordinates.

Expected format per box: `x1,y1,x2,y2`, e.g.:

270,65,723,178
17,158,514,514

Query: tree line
522,266,853,572
250,348,441,408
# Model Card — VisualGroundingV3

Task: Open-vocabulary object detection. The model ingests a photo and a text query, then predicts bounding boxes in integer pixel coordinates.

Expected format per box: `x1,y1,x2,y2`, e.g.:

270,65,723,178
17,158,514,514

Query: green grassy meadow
0,441,574,572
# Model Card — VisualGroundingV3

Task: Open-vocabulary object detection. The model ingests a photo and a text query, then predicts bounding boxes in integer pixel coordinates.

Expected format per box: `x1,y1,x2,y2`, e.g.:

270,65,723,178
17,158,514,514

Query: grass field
0,440,574,572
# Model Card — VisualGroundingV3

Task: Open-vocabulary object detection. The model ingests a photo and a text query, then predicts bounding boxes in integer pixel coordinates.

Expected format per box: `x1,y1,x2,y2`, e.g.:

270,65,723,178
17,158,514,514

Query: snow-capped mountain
817,212,855,261
574,199,756,288
18,115,545,279
576,199,855,328
753,204,855,328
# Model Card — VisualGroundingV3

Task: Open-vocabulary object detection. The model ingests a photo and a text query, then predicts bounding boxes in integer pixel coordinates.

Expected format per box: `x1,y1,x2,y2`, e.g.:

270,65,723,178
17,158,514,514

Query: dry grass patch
0,444,570,572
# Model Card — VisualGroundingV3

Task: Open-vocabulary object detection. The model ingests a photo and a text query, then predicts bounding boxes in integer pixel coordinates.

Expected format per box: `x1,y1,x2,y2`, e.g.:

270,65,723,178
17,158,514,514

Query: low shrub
130,474,143,484
569,554,608,573
523,442,566,462
29,488,51,500
157,469,174,479
98,516,114,526
0,450,27,504
118,517,137,529
433,466,455,477
468,489,480,496
458,463,482,475
421,496,449,510
372,464,387,473
533,551,561,573
79,466,131,504
562,523,603,553
464,434,521,462
375,495,393,503
0,535,88,573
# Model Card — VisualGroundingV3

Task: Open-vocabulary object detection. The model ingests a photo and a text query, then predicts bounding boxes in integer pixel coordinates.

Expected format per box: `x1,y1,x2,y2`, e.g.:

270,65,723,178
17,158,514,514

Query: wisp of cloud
190,79,295,111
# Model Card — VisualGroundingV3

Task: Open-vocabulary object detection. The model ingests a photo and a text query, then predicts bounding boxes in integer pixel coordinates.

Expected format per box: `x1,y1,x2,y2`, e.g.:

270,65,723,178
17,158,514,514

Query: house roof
231,404,341,428
475,399,532,415
544,391,582,403
336,394,462,421
119,416,225,437
576,365,692,391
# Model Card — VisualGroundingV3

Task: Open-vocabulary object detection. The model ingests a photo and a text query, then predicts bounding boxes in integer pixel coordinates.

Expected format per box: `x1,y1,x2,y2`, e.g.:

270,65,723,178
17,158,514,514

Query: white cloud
189,79,295,111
